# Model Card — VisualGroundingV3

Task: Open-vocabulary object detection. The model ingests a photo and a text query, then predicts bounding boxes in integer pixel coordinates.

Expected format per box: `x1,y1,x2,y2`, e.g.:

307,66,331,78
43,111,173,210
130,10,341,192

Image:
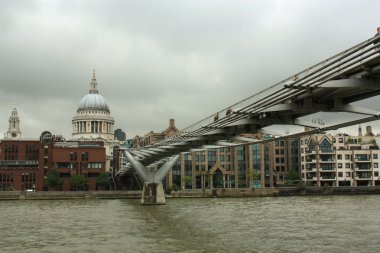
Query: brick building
50,141,106,190
0,139,44,191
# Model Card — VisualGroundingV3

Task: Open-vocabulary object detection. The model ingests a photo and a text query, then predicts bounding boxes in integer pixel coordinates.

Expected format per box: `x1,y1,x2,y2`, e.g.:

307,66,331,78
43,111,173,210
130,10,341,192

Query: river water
0,195,380,253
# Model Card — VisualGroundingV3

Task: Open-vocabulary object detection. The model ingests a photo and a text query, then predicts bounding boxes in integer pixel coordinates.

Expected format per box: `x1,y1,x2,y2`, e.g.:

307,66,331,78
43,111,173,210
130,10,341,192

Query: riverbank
0,190,142,200
0,186,380,200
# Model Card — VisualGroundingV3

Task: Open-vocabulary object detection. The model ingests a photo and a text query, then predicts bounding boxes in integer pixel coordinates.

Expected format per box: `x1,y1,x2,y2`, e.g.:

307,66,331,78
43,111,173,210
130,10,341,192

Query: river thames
0,195,379,252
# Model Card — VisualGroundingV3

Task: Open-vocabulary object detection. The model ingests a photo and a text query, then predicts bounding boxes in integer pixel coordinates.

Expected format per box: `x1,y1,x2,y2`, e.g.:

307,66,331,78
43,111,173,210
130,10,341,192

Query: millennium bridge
117,36,380,204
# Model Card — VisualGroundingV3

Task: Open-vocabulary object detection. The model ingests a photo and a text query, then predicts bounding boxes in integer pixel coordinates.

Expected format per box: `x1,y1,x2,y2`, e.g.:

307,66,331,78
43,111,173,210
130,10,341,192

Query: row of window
2,144,40,161
57,162,102,169
70,152,89,161
302,154,379,160
302,163,379,170
303,171,380,179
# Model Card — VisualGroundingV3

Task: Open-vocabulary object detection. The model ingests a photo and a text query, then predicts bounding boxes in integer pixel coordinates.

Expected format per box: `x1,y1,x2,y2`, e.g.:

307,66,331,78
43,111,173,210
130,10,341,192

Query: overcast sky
0,0,379,139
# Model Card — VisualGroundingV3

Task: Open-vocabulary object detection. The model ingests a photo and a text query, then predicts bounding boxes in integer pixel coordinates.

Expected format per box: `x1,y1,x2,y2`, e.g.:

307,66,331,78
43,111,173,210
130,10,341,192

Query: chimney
170,119,175,127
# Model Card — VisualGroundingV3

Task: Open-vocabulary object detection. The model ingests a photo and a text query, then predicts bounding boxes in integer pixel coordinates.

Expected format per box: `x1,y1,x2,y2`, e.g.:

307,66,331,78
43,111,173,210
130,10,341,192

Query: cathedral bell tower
6,105,22,140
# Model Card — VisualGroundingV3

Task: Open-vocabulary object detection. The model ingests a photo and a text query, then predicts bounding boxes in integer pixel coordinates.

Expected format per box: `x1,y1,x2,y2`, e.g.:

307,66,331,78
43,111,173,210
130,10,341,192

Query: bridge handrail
178,36,380,135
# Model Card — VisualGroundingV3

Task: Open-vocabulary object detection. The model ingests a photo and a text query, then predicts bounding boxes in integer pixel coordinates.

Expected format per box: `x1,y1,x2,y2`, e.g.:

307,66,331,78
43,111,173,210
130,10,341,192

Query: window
374,163,378,168
26,144,39,160
308,139,316,152
4,144,18,160
345,155,350,160
319,138,332,153
70,152,77,161
87,163,102,169
338,172,343,177
339,138,343,143
337,155,342,160
345,163,350,168
346,172,351,177
81,152,89,161
338,163,342,168
373,154,378,159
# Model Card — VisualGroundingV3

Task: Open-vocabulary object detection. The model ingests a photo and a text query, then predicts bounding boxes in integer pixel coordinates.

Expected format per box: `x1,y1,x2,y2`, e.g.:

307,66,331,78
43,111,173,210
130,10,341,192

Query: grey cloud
0,0,380,139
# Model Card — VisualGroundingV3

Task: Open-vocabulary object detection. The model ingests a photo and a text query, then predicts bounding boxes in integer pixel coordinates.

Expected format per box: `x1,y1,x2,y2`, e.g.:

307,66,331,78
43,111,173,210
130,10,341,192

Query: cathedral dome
77,93,110,113
72,70,115,141
76,70,110,113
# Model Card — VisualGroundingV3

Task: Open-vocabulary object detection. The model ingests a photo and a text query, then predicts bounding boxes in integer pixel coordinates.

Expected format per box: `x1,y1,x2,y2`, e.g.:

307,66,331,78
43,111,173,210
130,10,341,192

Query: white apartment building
300,127,380,187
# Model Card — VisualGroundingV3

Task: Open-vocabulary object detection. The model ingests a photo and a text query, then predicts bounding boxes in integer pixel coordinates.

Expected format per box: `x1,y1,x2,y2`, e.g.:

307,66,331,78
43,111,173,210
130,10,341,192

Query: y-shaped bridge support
125,151,179,205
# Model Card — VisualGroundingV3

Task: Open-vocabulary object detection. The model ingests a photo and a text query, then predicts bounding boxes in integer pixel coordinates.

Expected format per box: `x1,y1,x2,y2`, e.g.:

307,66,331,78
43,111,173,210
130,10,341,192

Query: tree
69,175,89,191
248,168,259,188
183,175,192,189
46,169,63,191
96,173,110,190
286,169,300,185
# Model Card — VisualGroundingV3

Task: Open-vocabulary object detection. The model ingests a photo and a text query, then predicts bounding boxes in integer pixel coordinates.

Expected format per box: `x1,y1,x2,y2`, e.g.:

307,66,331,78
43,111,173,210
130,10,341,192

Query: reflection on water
0,195,380,252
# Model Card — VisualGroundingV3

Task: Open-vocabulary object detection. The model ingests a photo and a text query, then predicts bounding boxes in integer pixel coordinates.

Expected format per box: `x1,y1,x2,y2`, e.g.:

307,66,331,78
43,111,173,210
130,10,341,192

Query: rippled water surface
1,195,380,252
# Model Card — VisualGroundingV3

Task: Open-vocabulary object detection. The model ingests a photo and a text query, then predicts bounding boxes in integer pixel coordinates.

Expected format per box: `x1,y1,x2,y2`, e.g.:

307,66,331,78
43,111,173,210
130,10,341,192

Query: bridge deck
117,36,380,176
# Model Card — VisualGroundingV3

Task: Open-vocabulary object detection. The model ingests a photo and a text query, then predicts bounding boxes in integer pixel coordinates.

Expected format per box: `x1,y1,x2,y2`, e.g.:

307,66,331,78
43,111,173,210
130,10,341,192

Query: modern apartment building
116,120,300,190
300,128,380,187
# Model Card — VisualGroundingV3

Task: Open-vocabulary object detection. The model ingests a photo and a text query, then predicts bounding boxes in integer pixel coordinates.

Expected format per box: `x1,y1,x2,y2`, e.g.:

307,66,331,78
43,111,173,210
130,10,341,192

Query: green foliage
322,184,333,194
171,184,179,192
298,181,307,190
69,174,89,191
183,176,192,184
183,175,192,189
286,169,300,184
96,172,110,190
46,169,63,191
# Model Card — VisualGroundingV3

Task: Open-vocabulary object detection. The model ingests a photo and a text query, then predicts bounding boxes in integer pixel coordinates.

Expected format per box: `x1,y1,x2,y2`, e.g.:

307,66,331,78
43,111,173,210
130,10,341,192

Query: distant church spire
89,69,98,94
6,104,22,139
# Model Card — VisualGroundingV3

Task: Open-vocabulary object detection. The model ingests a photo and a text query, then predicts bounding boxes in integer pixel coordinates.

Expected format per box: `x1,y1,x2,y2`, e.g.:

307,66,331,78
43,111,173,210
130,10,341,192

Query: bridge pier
124,151,179,205
141,182,166,205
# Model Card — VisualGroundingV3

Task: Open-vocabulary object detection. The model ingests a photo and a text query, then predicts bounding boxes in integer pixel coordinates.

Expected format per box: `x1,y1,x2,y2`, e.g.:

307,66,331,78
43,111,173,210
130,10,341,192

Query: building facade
0,139,43,191
0,135,106,191
71,70,120,172
163,136,299,190
116,120,300,190
300,130,380,187
72,70,115,140
133,119,179,148
50,141,106,191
